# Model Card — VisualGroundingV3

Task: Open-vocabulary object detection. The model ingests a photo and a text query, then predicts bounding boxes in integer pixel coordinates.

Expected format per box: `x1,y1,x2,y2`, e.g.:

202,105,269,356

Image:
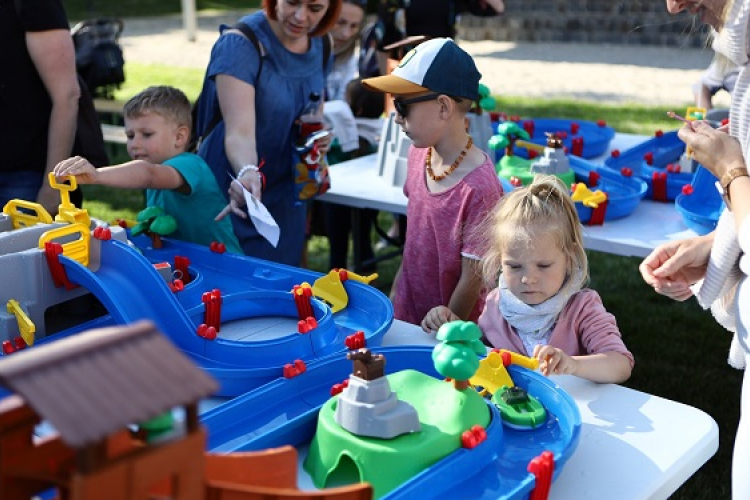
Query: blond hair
481,175,588,291
123,86,192,130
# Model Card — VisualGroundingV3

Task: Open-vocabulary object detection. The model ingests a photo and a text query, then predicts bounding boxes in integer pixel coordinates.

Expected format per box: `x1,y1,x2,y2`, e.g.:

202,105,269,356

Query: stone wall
457,0,711,47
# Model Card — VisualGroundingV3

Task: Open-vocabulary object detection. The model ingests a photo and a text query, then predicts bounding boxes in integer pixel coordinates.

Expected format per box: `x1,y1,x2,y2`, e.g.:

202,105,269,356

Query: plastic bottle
299,92,324,138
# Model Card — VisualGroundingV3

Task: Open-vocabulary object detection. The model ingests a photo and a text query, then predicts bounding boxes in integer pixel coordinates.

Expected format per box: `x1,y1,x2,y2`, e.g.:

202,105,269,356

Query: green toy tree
131,206,177,249
432,321,487,391
489,122,530,158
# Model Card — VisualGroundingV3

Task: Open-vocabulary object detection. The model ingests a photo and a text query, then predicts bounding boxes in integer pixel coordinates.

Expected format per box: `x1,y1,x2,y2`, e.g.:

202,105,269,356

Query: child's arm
54,156,187,193
421,306,459,333
447,257,483,320
533,345,632,384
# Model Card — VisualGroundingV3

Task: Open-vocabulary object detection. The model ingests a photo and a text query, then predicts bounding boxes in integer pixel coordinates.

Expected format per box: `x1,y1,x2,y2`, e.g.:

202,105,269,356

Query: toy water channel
0,198,392,397
201,345,582,500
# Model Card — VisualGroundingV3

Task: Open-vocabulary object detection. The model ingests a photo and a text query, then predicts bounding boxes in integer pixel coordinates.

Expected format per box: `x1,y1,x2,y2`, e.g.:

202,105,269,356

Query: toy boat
201,345,581,500
675,165,724,235
0,195,393,397
603,130,693,201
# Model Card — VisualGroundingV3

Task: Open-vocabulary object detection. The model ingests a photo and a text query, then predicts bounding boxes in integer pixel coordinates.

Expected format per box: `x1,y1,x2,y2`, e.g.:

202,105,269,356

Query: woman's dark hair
263,0,343,37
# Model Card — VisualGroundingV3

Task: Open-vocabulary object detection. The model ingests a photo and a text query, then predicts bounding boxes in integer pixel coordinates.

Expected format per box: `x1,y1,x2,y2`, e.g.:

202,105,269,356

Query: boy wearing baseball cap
362,38,503,331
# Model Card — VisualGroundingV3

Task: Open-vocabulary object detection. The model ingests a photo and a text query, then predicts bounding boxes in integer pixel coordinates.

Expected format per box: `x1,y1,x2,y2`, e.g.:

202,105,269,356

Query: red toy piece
682,184,694,195
345,331,366,350
292,284,314,320
44,241,77,290
652,171,668,201
510,176,523,187
522,120,535,138
666,163,681,173
202,289,222,331
169,279,184,293
510,115,520,122
655,129,664,138
621,167,633,177
501,350,512,367
13,337,26,350
283,359,307,378
587,199,608,226
570,137,583,157
528,150,538,160
297,316,318,334
643,152,654,165
330,378,350,396
596,119,607,127
2,341,15,355
528,451,555,500
196,324,217,340
209,241,226,253
174,255,192,285
610,149,620,158
588,171,600,187
461,425,487,449
93,226,111,240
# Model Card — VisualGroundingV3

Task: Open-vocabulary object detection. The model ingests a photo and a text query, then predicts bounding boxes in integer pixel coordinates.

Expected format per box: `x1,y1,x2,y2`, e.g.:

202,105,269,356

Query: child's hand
533,345,578,377
421,306,459,333
54,156,97,184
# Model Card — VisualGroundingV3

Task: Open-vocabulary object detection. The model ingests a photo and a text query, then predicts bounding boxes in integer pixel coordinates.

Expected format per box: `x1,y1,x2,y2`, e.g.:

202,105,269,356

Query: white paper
239,183,280,248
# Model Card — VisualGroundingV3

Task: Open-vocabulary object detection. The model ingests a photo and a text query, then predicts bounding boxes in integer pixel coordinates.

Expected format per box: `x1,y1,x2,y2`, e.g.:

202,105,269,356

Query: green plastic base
496,155,575,187
304,370,492,499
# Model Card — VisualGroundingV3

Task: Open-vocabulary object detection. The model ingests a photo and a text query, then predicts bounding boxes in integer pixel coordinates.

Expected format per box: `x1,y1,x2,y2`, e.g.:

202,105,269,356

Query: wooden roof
0,321,218,448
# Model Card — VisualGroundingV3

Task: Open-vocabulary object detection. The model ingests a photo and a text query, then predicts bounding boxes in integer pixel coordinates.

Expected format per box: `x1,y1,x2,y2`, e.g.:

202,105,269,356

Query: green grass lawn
74,19,737,499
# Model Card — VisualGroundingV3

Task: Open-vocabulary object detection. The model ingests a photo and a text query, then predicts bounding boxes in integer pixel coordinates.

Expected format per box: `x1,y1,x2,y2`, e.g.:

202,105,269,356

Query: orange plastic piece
292,284,314,320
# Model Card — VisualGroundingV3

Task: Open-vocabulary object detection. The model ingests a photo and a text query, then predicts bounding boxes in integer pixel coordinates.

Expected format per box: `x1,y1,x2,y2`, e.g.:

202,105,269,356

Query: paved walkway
119,12,726,107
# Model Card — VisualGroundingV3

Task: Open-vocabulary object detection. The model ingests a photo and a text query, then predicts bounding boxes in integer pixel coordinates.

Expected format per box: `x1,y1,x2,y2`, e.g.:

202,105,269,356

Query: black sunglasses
393,93,462,118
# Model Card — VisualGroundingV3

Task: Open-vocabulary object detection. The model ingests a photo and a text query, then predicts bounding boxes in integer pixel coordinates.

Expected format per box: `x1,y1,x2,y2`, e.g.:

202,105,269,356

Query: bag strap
197,27,331,150
198,22,265,146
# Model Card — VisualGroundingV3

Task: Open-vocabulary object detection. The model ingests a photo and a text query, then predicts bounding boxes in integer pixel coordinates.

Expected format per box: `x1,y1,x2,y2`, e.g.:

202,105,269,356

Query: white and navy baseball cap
362,38,481,101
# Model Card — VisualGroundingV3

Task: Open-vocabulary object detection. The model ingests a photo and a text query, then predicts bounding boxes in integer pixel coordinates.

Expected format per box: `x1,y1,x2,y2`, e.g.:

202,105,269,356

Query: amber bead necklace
425,136,473,181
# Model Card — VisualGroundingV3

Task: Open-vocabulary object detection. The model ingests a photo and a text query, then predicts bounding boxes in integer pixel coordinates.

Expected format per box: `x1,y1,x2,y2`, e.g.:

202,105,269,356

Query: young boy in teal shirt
54,85,242,254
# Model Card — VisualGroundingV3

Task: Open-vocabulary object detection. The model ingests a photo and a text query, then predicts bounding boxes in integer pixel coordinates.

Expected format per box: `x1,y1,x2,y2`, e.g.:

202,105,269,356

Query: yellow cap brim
361,74,429,95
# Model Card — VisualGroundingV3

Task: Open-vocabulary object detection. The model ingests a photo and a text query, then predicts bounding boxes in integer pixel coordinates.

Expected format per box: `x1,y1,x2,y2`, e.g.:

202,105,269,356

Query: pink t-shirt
394,146,503,325
478,288,635,367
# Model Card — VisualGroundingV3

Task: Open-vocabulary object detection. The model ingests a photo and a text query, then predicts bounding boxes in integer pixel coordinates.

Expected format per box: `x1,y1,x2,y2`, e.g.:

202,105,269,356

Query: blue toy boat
201,345,581,500
493,118,616,161
675,165,725,235
603,131,692,201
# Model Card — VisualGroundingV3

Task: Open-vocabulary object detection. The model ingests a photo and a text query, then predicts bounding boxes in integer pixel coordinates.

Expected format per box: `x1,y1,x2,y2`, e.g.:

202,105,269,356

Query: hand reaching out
53,156,98,184
534,345,578,377
421,306,459,333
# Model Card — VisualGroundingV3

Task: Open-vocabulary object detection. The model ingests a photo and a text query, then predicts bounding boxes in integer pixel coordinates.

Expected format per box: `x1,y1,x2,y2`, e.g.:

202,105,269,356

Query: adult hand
678,121,745,180
638,234,713,301
421,306,459,333
215,169,263,221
